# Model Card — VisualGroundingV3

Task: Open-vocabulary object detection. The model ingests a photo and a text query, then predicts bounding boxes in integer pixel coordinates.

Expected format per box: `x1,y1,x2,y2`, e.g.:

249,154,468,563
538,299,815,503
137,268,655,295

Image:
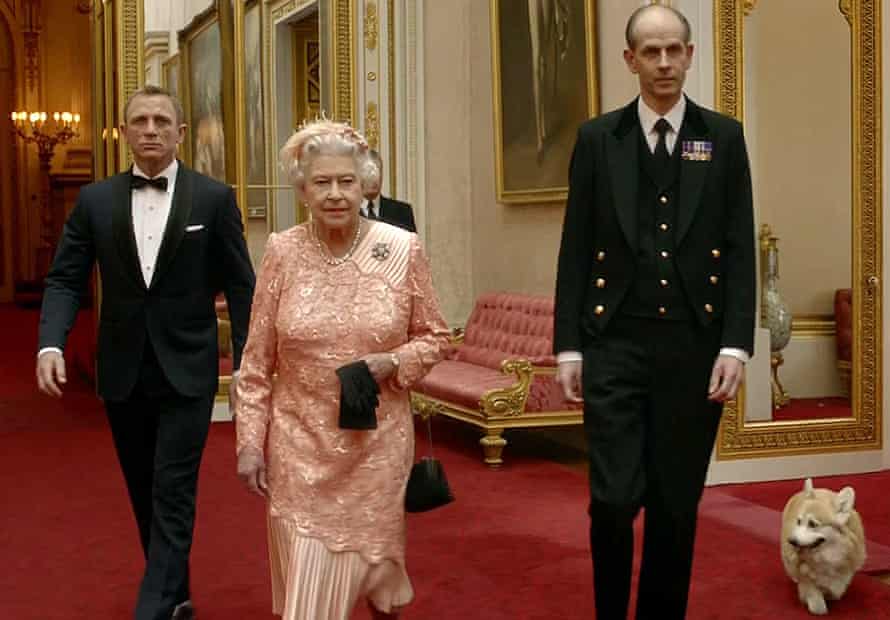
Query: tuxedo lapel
150,164,193,289
675,99,712,246
111,171,146,290
607,102,641,253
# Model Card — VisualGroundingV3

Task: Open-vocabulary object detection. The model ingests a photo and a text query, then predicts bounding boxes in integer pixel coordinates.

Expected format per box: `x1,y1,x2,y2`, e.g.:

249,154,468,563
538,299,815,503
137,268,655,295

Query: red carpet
2,304,890,618
772,397,852,421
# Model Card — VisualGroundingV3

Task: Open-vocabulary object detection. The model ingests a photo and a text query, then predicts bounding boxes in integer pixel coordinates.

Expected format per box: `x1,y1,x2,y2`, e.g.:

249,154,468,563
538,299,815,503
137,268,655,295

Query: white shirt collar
132,159,178,196
638,96,686,137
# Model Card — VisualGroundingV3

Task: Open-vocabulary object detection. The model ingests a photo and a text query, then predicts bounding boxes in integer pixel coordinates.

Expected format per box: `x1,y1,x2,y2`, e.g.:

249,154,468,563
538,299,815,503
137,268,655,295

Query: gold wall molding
117,0,142,169
364,101,378,150
387,0,395,192
714,0,882,459
743,0,758,16
363,0,377,50
331,0,354,122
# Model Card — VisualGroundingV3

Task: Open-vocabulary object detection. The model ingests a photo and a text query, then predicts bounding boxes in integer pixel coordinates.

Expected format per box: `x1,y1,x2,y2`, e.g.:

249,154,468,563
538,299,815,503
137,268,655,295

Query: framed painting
162,53,180,104
244,0,267,219
491,0,599,203
179,4,228,183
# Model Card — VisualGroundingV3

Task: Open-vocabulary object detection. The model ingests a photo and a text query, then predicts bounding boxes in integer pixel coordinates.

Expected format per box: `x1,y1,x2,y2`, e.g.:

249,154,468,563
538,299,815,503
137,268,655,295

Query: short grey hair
123,85,185,125
279,120,379,201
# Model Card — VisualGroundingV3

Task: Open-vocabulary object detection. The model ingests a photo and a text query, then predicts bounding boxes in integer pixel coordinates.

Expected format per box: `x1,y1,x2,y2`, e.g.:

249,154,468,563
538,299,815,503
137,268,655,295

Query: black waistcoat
619,129,693,321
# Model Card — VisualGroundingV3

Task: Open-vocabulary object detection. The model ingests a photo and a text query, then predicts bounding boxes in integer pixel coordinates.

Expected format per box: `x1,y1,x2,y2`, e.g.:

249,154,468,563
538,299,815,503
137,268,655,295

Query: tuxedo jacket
39,164,256,401
377,196,417,232
554,98,756,356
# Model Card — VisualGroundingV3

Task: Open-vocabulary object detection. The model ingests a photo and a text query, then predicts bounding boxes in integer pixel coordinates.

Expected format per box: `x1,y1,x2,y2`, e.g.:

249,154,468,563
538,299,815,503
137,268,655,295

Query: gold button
705,303,714,313
659,195,668,204
597,251,606,261
660,250,670,259
658,306,667,315
660,279,669,287
711,249,721,258
594,305,605,316
710,275,719,285
659,223,669,231
595,278,606,289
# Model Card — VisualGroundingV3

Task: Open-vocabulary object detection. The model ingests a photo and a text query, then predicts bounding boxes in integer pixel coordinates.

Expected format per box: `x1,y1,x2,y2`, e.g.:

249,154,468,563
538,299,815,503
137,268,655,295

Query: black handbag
405,415,454,512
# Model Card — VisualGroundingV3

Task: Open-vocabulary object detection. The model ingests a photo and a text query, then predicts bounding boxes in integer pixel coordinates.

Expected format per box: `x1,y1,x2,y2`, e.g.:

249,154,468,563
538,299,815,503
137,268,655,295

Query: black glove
335,361,381,430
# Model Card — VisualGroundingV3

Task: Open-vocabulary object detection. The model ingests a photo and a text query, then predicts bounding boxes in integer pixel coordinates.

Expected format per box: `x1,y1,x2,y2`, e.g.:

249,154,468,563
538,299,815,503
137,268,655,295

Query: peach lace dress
234,221,449,619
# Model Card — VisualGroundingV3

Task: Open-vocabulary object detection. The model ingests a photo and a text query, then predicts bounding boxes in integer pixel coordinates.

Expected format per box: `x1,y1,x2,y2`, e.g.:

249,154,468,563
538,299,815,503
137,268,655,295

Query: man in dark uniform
553,5,755,619
37,85,255,620
361,149,417,232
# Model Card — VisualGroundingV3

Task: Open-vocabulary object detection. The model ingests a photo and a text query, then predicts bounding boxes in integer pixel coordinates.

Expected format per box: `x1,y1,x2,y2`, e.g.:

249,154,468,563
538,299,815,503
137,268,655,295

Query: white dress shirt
38,160,179,359
557,96,749,366
132,160,178,287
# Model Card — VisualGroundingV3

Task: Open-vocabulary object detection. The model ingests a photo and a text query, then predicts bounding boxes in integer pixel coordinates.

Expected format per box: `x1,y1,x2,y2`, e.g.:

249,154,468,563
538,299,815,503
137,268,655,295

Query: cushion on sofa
452,292,557,369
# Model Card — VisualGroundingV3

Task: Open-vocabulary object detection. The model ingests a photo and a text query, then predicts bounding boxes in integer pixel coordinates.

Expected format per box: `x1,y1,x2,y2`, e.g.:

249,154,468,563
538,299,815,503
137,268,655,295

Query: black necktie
653,118,671,185
653,118,671,163
131,174,168,192
367,200,378,220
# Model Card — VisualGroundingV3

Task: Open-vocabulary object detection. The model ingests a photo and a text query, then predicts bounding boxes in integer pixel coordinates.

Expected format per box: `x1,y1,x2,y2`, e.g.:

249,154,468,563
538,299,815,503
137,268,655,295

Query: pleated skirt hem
268,515,414,620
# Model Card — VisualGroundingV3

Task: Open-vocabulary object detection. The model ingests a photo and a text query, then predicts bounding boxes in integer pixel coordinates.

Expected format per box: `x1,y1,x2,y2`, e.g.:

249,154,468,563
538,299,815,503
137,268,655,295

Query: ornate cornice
271,0,296,22
839,0,853,25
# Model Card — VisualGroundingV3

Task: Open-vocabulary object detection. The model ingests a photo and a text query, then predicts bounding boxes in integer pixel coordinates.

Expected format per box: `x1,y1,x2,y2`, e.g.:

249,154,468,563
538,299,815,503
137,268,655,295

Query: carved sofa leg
480,429,507,468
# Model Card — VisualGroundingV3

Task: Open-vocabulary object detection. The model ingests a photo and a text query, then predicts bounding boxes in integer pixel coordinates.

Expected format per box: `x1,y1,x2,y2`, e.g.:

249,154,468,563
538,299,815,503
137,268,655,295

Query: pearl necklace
313,219,363,266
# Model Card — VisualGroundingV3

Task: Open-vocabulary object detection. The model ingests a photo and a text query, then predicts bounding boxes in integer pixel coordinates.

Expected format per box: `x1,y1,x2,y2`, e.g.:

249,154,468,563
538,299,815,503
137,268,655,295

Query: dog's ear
834,487,856,525
804,478,815,497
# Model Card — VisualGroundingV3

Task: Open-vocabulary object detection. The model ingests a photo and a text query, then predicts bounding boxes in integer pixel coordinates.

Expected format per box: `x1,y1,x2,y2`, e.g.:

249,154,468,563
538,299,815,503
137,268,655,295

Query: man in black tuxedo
36,85,255,620
553,6,755,619
361,149,417,232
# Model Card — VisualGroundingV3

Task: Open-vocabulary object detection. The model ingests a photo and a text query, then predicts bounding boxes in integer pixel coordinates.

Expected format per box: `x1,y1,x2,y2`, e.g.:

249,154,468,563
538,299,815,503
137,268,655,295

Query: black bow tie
131,174,168,192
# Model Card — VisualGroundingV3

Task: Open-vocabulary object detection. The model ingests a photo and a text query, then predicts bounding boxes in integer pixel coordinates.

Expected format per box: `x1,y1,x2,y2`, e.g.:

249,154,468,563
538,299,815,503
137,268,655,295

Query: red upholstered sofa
411,292,583,467
834,288,852,398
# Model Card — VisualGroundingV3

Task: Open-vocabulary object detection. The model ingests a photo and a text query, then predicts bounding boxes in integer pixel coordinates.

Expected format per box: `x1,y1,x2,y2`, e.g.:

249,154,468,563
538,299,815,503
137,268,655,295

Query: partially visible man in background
361,149,417,232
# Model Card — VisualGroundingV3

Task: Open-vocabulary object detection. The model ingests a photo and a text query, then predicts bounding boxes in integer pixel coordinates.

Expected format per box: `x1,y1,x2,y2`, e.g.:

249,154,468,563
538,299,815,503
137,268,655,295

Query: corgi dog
781,478,866,615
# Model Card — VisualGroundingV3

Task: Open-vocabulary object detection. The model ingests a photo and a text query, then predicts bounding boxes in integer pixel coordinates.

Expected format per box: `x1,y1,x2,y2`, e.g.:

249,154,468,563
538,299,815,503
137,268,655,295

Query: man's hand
37,351,67,398
237,448,268,498
708,354,745,402
556,360,584,403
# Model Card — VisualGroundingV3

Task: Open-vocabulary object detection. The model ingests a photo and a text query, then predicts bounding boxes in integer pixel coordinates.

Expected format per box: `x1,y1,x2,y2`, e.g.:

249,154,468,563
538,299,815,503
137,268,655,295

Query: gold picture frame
714,0,882,459
162,52,181,104
178,2,231,184
243,0,267,220
490,0,599,204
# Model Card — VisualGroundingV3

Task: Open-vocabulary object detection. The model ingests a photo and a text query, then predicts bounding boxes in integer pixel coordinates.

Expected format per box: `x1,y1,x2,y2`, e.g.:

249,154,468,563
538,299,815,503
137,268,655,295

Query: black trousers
582,316,723,620
105,341,215,620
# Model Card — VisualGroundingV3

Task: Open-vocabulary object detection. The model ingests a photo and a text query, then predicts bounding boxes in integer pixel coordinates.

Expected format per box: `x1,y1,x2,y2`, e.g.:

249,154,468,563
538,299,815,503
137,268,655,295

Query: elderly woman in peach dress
233,120,449,620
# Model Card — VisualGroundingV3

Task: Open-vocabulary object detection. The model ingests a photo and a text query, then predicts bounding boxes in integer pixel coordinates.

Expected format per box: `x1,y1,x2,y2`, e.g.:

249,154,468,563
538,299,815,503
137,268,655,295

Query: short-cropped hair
123,85,185,125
